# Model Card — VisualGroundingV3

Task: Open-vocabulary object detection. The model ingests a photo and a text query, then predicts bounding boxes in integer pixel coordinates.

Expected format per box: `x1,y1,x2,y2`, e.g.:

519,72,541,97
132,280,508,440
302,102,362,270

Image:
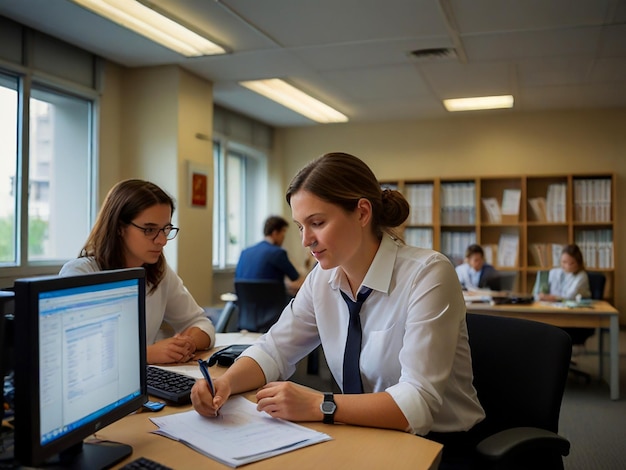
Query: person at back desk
532,244,590,301
235,216,304,295
455,244,498,290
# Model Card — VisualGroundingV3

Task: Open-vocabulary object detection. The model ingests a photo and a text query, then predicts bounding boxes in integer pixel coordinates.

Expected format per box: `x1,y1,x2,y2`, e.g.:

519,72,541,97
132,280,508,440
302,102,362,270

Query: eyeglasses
129,221,179,240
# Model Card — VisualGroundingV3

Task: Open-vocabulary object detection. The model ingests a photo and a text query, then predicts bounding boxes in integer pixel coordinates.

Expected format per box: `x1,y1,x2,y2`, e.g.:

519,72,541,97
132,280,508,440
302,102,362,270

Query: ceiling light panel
443,95,514,112
240,79,348,124
70,0,226,56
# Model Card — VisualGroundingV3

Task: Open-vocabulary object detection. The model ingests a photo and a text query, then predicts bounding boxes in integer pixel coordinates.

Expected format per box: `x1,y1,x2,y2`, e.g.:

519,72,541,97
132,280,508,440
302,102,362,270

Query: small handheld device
143,400,166,412
207,344,251,367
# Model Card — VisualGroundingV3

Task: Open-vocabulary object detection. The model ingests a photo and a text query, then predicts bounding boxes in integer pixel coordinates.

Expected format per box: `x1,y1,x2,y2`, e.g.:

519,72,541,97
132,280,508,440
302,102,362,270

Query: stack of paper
481,198,502,223
497,233,519,267
150,396,331,467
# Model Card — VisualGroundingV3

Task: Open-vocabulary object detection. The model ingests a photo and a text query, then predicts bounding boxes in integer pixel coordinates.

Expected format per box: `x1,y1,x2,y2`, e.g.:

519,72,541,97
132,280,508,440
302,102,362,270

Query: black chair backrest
587,272,606,300
234,280,290,333
467,313,572,441
214,301,239,333
484,271,518,291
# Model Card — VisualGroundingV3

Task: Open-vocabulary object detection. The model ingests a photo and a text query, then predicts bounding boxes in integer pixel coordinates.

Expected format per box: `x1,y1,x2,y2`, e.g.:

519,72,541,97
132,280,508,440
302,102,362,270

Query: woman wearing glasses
59,179,215,364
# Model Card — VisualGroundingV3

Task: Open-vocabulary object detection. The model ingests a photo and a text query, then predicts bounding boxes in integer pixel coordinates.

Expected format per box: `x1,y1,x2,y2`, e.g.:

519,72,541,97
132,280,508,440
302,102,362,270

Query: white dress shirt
546,268,591,300
241,234,485,435
59,257,215,346
455,263,480,289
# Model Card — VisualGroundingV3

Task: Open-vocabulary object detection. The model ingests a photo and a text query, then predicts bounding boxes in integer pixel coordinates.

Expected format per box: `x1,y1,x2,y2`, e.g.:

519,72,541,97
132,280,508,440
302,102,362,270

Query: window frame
0,67,99,281
212,133,268,271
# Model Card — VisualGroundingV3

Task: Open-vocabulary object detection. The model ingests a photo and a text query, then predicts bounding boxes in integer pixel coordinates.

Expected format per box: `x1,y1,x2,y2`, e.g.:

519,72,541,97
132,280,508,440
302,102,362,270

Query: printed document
150,396,332,467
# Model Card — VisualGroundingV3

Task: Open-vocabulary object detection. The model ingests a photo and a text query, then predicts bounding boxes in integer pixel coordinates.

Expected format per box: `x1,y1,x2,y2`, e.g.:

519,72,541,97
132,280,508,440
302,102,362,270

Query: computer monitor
13,268,147,469
1,290,14,458
0,290,14,425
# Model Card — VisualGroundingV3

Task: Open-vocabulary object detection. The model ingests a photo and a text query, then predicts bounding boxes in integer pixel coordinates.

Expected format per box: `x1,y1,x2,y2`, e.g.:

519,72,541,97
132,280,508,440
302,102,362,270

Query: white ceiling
1,0,625,127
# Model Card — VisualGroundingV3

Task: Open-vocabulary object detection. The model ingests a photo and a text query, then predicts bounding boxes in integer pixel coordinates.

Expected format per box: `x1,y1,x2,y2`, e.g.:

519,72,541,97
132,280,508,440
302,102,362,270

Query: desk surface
103,346,442,470
465,299,618,328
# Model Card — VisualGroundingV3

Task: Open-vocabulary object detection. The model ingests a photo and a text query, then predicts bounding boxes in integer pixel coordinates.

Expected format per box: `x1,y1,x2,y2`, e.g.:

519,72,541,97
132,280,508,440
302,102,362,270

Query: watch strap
321,393,336,424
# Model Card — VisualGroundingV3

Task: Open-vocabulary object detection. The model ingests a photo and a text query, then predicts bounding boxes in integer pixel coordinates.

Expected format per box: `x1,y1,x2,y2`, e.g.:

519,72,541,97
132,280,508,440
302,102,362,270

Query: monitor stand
61,441,132,470
35,441,133,470
0,423,14,463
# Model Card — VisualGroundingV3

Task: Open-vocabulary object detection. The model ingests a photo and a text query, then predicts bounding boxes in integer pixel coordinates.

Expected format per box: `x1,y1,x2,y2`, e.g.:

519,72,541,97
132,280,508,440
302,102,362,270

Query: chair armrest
476,426,570,460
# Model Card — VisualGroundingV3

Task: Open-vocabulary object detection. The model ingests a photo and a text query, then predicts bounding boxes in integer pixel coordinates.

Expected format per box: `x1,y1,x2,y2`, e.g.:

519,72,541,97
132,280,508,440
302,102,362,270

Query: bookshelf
383,174,615,299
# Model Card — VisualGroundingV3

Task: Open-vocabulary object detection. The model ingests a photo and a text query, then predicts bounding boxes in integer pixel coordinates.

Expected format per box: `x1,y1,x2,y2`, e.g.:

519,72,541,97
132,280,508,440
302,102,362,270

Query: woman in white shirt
191,152,484,466
60,179,214,364
534,244,591,301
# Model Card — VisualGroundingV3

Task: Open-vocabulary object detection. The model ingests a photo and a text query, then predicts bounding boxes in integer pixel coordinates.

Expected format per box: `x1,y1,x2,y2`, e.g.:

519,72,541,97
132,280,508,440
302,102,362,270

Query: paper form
150,396,331,467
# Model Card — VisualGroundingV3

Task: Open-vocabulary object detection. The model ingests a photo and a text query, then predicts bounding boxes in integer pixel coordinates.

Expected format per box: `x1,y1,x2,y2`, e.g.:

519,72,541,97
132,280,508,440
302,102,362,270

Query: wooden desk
466,300,620,400
103,346,443,469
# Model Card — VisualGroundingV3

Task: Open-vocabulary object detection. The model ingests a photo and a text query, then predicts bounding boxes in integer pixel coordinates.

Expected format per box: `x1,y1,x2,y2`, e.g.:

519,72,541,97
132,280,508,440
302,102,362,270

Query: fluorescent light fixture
240,79,348,124
443,95,514,112
71,0,226,57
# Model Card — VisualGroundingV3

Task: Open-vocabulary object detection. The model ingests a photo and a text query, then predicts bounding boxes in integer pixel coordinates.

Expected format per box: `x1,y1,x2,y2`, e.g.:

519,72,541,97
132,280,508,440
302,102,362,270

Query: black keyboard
146,366,196,404
120,456,173,470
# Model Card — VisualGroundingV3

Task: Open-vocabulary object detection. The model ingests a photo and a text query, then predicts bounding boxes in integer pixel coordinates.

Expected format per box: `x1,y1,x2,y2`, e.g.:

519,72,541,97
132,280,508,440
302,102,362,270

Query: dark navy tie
341,287,373,394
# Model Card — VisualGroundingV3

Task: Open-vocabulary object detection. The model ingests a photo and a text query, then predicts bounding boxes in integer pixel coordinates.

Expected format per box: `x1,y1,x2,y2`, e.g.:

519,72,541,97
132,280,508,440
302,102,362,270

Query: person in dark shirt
235,216,304,294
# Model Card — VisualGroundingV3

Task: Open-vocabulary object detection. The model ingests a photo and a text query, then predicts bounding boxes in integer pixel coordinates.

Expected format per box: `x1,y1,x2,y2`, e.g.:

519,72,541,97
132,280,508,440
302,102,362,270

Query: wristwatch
320,393,336,424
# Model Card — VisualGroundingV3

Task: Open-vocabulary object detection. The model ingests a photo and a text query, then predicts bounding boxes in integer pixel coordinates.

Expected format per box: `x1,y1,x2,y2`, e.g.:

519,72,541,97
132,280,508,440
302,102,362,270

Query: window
28,87,93,262
213,139,268,269
0,73,18,263
0,18,97,271
0,77,94,267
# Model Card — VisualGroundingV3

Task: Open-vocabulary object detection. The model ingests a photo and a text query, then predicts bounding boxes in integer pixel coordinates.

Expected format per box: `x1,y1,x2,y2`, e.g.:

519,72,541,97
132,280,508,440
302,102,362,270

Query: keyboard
120,456,173,470
146,366,196,404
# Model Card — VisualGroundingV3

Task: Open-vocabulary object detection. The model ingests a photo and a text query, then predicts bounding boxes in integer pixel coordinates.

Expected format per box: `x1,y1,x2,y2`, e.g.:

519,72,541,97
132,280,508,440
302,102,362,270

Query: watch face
321,401,336,413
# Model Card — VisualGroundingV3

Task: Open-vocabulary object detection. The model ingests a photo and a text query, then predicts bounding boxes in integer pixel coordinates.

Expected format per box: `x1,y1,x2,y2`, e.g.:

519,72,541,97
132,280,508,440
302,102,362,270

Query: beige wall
98,64,214,306
275,109,626,321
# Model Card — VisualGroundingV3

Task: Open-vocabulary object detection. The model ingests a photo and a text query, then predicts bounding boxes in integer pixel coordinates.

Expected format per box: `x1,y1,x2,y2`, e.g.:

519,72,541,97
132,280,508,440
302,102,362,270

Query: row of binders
404,227,433,249
573,178,612,223
527,183,567,222
575,229,614,269
441,231,476,265
440,182,476,225
405,183,434,225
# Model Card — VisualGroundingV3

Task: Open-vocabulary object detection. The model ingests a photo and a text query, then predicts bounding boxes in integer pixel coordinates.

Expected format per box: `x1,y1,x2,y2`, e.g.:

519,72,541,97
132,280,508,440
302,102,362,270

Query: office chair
234,280,290,333
213,300,240,333
565,271,606,383
465,313,571,470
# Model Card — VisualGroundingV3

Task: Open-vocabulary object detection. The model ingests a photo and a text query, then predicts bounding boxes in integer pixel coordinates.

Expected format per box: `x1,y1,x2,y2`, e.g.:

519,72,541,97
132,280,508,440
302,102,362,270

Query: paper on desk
149,396,332,467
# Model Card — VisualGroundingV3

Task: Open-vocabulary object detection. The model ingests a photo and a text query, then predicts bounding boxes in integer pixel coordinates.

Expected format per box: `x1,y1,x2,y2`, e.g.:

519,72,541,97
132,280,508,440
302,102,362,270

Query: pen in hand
198,359,215,397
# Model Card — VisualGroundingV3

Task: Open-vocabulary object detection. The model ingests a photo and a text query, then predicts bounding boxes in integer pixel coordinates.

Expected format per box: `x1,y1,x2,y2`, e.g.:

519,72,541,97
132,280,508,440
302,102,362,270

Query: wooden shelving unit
382,174,615,299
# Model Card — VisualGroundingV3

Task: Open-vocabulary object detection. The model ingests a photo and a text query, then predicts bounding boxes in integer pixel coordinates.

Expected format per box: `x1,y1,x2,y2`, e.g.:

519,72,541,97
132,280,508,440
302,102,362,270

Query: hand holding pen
198,359,215,396
197,359,219,416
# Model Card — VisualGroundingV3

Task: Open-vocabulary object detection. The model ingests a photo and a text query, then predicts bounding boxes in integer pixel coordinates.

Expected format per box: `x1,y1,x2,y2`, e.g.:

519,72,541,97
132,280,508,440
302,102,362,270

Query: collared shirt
59,257,215,346
455,262,497,290
546,268,591,300
241,235,485,435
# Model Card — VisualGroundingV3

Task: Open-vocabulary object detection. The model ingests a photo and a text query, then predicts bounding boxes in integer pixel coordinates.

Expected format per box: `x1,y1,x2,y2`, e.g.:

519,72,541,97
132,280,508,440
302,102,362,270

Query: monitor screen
1,290,14,460
13,268,147,469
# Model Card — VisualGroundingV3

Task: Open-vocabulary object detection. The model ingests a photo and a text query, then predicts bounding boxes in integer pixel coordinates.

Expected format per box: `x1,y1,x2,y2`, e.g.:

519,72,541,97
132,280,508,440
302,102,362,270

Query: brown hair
263,216,289,236
465,244,485,258
285,152,409,240
78,179,175,291
562,243,585,272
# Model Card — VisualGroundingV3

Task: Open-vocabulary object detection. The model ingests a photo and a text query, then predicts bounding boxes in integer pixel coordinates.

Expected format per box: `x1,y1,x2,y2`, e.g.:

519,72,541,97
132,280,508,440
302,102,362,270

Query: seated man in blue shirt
235,216,304,294
455,243,498,290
